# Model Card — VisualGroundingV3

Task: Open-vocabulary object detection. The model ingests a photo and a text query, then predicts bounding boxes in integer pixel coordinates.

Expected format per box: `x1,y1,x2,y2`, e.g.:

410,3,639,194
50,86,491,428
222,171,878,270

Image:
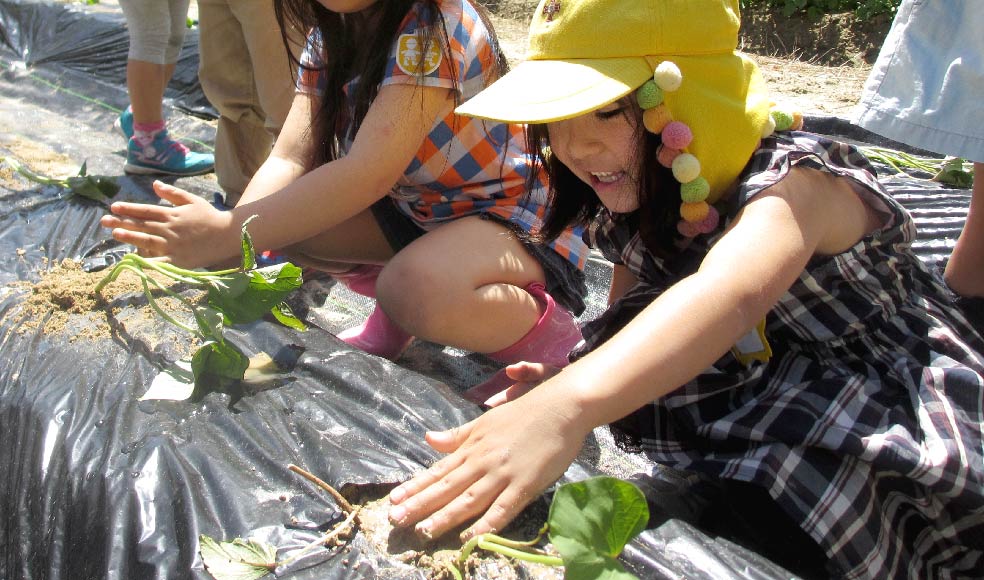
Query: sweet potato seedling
199,473,647,580
95,216,305,399
452,476,648,580
3,156,120,203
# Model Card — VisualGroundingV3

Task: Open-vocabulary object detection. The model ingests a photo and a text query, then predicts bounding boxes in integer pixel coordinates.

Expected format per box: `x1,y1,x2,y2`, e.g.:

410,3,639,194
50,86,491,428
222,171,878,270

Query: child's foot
124,130,214,177
114,106,134,141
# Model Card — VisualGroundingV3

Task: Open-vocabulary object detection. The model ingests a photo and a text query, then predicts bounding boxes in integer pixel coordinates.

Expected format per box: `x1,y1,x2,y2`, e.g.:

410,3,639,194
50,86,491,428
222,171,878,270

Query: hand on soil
386,385,590,543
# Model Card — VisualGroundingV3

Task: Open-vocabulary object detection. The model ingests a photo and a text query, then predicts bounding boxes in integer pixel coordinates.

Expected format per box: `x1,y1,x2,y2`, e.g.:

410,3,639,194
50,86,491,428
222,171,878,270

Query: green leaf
270,301,307,331
933,157,975,189
192,305,226,342
240,215,258,272
65,174,120,203
192,340,250,383
190,340,250,400
547,477,648,580
207,264,303,325
199,534,276,580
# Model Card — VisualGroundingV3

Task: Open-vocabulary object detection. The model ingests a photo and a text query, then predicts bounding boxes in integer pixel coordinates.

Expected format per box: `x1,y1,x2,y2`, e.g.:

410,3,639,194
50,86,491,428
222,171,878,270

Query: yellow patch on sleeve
396,32,442,76
731,318,772,367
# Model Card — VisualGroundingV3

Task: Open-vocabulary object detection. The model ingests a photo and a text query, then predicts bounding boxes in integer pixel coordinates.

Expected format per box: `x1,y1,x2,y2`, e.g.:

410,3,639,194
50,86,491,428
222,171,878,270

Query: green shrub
740,0,900,21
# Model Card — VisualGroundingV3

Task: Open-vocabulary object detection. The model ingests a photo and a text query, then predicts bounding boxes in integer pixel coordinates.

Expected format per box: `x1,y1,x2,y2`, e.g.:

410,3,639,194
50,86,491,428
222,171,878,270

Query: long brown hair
526,100,682,254
274,0,507,166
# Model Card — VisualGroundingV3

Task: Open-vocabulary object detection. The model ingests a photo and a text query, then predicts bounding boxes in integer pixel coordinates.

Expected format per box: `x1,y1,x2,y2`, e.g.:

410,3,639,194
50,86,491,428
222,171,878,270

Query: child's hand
387,385,591,542
100,181,236,268
483,362,560,407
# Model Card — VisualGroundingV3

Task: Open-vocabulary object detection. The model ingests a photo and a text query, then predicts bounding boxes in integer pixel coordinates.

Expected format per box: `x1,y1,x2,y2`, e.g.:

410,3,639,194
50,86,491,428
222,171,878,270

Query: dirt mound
740,7,892,66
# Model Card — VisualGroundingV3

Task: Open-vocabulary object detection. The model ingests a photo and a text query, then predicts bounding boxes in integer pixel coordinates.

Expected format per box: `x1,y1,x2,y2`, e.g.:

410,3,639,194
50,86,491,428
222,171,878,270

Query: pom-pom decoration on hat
634,60,801,238
654,61,683,92
643,105,673,134
657,145,681,168
636,80,664,110
662,121,693,150
634,61,721,237
680,176,710,203
771,109,794,132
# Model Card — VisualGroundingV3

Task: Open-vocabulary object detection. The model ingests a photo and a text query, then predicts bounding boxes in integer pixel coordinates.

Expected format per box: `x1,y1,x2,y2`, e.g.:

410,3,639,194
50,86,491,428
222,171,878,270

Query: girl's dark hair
526,101,681,254
274,0,507,167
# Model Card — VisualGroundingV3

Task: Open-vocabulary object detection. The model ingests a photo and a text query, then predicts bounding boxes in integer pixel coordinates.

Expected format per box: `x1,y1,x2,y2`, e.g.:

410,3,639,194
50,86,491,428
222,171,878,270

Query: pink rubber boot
463,282,582,404
337,305,414,360
332,264,383,297
333,265,414,360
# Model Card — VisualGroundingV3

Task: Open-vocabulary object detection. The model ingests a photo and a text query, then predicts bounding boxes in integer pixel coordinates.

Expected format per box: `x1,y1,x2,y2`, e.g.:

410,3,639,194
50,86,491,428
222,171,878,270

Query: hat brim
455,57,654,124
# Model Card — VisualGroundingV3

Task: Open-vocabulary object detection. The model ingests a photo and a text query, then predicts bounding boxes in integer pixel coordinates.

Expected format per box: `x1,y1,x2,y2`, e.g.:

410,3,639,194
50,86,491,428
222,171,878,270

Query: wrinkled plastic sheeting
0,0,213,116
0,184,808,579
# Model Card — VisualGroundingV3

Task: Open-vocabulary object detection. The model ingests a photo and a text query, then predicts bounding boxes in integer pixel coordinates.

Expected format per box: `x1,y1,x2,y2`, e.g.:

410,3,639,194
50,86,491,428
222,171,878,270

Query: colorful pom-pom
671,153,701,183
657,145,681,168
697,205,720,233
680,200,709,223
662,121,693,150
680,176,710,203
654,61,682,92
791,111,804,131
771,109,794,131
677,220,701,237
761,114,776,138
643,104,673,134
636,80,663,110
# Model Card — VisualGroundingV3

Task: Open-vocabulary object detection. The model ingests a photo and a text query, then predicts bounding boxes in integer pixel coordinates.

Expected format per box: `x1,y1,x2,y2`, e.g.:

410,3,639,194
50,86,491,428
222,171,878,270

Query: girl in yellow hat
387,1,984,578
100,0,590,368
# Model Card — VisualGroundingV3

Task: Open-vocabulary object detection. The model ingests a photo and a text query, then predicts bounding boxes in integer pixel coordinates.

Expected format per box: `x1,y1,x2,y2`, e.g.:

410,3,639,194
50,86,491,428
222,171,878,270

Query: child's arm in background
102,83,454,268
388,166,882,541
234,92,322,208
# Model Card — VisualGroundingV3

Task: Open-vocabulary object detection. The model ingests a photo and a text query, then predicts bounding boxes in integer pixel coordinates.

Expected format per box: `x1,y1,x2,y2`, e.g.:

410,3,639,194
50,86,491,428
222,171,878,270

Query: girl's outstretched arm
389,167,882,541
102,84,454,268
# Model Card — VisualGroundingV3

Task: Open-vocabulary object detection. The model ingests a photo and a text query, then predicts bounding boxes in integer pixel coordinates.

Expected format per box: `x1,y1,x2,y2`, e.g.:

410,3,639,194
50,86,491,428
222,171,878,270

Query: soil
482,0,887,118
314,482,564,580
8,258,203,359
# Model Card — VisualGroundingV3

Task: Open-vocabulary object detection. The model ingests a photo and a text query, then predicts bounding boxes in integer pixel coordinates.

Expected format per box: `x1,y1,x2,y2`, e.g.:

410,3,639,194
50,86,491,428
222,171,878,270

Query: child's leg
281,208,395,269
281,209,414,358
375,216,581,360
944,162,984,298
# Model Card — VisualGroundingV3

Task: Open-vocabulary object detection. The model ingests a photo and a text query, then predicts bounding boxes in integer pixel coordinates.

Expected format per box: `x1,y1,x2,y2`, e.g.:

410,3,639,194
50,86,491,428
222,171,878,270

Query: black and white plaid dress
575,133,984,579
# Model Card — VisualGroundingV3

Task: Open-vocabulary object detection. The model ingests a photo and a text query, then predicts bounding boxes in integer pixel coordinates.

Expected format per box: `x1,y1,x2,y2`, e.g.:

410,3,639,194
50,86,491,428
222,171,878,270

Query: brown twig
275,505,362,570
287,464,357,515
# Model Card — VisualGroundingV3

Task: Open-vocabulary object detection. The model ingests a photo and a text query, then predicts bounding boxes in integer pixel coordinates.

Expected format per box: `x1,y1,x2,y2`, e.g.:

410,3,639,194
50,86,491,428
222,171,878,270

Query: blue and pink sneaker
124,130,214,177
114,107,134,141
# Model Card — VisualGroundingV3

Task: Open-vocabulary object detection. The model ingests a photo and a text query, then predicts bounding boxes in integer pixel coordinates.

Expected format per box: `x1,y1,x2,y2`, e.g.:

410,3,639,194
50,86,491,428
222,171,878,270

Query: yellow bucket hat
457,0,784,236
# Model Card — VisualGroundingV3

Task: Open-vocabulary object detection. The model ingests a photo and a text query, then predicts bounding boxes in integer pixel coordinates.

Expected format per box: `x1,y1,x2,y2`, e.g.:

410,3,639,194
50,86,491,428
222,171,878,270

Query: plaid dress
576,133,984,579
295,0,589,271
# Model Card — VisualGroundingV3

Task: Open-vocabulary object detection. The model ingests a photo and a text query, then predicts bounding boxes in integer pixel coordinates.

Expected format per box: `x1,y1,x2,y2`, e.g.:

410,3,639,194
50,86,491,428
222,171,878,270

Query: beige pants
197,0,303,205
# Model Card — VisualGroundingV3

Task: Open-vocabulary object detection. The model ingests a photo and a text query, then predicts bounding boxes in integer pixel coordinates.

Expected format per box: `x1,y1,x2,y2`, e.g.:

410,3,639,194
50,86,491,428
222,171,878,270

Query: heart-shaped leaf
547,477,648,580
199,534,276,580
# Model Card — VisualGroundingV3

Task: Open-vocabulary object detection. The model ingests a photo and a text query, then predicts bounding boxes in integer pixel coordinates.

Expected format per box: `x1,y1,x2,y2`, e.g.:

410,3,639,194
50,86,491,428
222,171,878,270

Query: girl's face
547,101,642,214
316,0,378,13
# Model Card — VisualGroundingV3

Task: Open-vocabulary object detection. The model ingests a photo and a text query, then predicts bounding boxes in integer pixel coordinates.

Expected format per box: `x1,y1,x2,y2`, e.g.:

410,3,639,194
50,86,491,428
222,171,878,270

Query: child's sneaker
124,130,214,176
114,107,134,141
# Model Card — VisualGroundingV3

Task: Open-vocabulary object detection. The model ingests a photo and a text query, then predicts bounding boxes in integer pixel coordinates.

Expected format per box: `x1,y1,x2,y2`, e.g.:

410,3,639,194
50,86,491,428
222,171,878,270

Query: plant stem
287,464,357,516
274,506,361,570
96,262,199,333
2,156,67,187
458,532,563,570
134,270,199,333
476,538,563,566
